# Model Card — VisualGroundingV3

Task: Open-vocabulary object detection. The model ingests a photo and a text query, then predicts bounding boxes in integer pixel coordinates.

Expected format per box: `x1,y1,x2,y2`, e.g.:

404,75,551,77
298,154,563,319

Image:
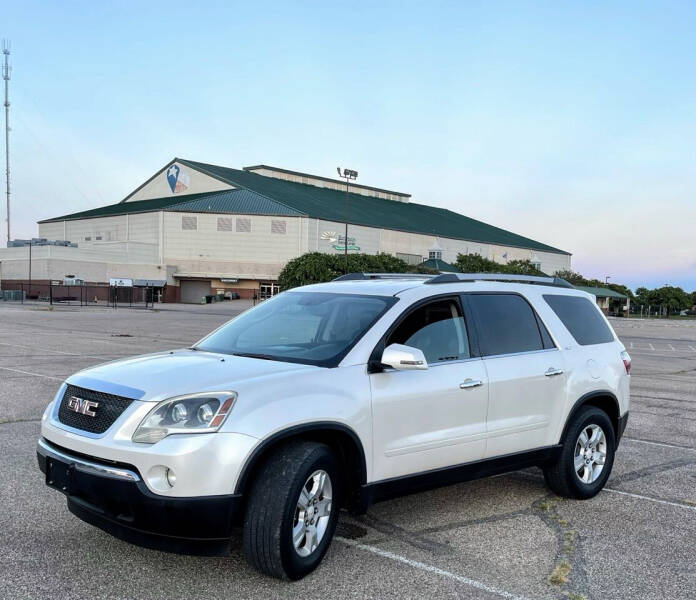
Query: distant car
37,272,630,579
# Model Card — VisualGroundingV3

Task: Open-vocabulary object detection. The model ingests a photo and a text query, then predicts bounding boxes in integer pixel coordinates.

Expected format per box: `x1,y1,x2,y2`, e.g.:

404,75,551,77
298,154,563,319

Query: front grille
57,384,134,434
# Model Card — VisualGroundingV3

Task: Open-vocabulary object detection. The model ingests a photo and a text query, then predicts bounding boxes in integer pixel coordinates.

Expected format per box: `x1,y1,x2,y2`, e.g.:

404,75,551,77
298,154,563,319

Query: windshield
195,291,396,366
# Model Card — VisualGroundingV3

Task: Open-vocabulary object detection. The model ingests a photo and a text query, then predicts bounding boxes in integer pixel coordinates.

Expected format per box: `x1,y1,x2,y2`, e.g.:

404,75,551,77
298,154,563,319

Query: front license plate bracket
46,458,74,493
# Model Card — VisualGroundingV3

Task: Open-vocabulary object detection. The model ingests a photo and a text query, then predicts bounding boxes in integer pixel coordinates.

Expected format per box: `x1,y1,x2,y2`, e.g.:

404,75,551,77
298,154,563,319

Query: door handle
460,379,483,389
545,368,564,377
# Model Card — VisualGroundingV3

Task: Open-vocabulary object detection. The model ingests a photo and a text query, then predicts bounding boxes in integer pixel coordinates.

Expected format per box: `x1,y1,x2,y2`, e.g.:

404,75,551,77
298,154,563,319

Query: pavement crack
0,417,41,426
532,496,592,600
356,513,453,555
417,508,532,535
609,458,696,486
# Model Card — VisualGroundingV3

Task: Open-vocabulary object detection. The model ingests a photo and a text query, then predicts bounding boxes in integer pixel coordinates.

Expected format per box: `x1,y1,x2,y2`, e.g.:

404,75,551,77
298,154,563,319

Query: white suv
37,273,630,579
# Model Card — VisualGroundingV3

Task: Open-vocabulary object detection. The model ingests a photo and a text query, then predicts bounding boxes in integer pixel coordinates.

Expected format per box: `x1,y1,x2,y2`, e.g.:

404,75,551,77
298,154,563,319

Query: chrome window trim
427,356,482,368
480,347,560,361
37,438,140,482
375,348,559,372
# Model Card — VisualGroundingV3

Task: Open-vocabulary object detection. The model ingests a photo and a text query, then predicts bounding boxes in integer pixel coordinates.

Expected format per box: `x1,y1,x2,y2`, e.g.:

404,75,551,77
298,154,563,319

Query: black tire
242,441,341,580
543,406,616,499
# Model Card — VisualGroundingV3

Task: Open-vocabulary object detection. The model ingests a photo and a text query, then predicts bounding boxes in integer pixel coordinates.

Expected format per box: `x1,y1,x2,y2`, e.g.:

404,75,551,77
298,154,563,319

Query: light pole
27,240,31,298
605,275,611,284
337,167,358,274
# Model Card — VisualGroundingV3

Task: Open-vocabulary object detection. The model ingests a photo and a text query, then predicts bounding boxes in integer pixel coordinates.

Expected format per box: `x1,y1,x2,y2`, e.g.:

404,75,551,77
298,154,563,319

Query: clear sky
3,1,695,291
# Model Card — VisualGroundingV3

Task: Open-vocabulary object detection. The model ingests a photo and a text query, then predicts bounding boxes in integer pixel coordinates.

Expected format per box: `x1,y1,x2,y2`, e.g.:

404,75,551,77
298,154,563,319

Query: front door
464,293,567,458
370,297,489,481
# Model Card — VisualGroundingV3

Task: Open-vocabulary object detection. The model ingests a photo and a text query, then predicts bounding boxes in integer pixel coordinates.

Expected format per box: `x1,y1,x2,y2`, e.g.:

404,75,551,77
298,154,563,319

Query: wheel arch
234,421,367,511
559,390,620,444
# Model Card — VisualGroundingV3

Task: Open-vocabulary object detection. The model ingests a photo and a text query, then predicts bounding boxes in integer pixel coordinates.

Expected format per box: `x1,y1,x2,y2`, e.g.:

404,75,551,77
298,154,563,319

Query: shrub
278,252,425,290
454,254,546,276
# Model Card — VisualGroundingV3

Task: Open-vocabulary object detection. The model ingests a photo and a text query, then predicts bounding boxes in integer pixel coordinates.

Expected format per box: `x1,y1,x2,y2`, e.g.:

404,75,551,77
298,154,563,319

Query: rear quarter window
543,295,615,346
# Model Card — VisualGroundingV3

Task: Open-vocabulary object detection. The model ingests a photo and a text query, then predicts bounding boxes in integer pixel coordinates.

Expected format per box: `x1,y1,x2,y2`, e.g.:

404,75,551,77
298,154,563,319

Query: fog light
166,468,177,487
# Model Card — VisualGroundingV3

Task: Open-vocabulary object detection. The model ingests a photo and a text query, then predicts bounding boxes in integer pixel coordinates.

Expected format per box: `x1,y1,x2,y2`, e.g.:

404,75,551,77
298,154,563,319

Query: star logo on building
165,164,189,193
166,165,180,192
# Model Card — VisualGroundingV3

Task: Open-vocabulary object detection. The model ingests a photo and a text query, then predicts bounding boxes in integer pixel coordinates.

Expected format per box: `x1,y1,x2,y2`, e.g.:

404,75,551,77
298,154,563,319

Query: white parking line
668,344,675,351
0,341,106,360
603,489,696,512
630,342,634,349
0,366,63,381
625,437,696,452
337,537,535,600
649,343,655,350
514,470,696,512
689,346,696,352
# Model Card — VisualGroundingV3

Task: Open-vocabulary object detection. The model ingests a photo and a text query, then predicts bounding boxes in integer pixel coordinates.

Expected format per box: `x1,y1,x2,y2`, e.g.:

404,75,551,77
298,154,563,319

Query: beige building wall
39,213,159,246
22,210,571,288
308,219,571,275
37,221,66,240
125,162,233,202
161,212,306,264
0,247,164,283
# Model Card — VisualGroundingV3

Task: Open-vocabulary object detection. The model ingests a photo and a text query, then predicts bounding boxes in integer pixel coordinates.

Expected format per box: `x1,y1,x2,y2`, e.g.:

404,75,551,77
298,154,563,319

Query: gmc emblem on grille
67,396,99,417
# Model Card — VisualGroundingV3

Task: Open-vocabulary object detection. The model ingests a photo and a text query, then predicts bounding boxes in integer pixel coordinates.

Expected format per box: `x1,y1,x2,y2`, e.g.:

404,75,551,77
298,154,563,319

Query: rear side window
543,295,614,346
467,294,546,356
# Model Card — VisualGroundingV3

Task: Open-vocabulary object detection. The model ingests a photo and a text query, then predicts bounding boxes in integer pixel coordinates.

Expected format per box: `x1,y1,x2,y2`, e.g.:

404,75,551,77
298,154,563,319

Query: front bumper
37,438,242,556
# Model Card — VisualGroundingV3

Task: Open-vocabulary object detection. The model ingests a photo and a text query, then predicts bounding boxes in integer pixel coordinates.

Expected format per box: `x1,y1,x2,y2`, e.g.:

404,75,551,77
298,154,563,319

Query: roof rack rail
333,272,433,282
424,273,574,289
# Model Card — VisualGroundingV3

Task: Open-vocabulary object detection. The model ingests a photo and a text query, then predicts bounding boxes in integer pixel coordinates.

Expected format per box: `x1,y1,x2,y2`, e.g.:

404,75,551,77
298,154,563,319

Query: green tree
454,253,501,273
505,259,546,276
634,287,651,306
552,269,588,286
278,252,428,290
454,254,547,276
634,286,691,316
652,286,691,313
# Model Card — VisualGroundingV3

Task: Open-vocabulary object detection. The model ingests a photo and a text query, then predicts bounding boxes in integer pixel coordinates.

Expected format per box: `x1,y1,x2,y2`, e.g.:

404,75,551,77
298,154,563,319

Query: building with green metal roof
4,159,572,302
574,285,629,316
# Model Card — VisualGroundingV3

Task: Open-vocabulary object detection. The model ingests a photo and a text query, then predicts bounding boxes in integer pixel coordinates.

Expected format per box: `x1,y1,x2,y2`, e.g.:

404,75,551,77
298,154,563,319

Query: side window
387,299,470,364
467,294,545,356
543,295,615,345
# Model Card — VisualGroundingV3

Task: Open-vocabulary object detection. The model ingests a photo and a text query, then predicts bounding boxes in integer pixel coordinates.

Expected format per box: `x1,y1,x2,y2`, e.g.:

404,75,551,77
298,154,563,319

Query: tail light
620,350,631,374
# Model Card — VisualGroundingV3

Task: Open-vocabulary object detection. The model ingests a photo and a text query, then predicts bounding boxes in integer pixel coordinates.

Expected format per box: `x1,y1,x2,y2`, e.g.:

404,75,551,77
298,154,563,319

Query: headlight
132,392,237,444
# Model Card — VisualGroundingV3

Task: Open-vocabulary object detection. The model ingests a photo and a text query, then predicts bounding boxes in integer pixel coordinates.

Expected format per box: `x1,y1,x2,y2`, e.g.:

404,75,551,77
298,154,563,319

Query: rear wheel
242,441,341,579
543,406,615,499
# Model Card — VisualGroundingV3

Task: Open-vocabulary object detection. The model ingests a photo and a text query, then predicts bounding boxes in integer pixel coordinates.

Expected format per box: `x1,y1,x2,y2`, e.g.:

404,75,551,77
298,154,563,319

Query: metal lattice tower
2,40,10,245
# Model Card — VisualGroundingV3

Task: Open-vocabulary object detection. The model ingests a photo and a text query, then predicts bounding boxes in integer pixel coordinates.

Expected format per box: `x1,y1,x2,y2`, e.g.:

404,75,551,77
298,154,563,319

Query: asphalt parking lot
0,304,694,600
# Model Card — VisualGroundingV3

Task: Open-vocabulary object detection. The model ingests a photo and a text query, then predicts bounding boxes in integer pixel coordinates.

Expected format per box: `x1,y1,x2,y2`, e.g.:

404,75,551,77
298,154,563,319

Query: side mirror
380,343,428,370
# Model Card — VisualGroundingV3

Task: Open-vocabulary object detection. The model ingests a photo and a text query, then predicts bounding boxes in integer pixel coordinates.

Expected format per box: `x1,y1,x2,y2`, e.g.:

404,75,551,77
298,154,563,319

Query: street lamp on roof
605,275,611,284
337,167,358,273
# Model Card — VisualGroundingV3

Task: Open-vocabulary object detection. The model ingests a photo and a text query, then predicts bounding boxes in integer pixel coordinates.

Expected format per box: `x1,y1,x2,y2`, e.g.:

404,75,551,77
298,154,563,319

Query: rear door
464,293,567,458
369,296,489,481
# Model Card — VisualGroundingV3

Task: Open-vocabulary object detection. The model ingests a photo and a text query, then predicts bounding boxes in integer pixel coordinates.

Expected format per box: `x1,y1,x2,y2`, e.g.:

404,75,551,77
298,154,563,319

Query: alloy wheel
574,424,607,484
292,469,333,557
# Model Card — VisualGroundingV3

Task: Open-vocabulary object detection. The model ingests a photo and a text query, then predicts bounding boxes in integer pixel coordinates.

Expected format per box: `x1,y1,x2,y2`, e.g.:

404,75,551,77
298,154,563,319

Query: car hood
65,349,317,402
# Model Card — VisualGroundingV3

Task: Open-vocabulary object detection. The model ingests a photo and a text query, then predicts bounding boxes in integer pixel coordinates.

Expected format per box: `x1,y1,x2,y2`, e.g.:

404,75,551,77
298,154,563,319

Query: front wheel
242,441,341,579
543,406,616,499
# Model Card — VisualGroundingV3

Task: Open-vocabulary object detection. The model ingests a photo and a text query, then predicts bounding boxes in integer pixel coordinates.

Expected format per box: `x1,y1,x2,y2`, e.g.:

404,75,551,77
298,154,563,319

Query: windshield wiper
231,352,276,361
